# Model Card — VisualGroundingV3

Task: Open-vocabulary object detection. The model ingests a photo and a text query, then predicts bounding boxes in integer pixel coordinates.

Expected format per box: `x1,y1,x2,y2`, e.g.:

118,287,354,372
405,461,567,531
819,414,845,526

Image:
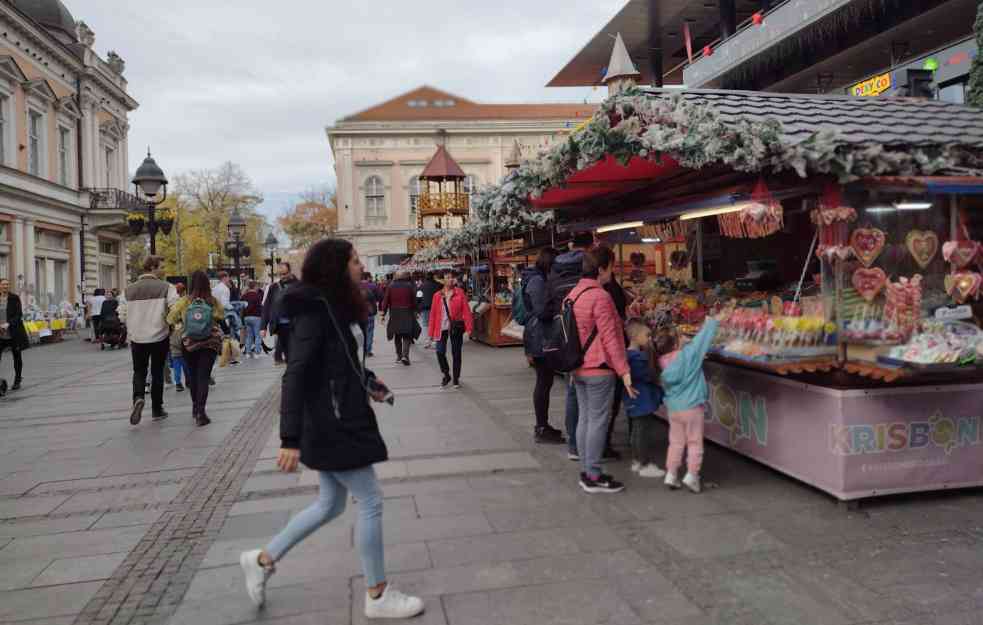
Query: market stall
435,87,983,501
470,245,526,347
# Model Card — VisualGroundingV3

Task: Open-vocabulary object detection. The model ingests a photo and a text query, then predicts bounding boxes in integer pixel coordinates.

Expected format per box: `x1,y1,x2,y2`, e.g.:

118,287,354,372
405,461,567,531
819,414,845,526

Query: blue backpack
183,298,213,340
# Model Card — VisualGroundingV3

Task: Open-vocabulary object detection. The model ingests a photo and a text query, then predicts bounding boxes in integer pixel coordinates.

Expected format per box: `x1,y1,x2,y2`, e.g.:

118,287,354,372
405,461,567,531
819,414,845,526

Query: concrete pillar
45,258,55,302
11,218,24,293
23,219,35,300
71,228,81,303
117,236,126,289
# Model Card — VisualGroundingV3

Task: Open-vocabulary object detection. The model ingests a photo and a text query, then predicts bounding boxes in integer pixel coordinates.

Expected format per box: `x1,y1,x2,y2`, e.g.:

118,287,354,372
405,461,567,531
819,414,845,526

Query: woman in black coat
238,239,424,620
0,278,28,390
521,248,565,445
380,271,418,366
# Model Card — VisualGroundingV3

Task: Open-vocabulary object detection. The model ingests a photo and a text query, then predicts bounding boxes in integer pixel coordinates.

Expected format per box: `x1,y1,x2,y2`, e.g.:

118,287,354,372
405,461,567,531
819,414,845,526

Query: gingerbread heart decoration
852,267,888,302
905,230,938,269
942,240,980,269
850,228,886,268
944,271,982,304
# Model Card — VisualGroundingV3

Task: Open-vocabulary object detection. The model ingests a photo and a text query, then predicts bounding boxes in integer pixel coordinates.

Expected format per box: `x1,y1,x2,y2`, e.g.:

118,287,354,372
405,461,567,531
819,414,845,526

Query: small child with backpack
654,306,731,493
623,320,666,479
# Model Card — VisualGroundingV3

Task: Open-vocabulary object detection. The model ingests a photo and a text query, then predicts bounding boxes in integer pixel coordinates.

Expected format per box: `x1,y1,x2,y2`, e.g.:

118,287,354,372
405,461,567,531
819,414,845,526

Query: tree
970,1,983,107
278,185,338,249
126,238,148,283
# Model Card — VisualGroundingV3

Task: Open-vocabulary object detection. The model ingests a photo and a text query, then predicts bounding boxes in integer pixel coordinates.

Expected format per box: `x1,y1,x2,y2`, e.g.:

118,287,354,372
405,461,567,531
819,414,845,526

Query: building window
53,260,66,303
364,176,386,226
409,177,421,222
99,240,118,255
0,253,7,281
105,147,115,187
58,126,71,186
463,174,478,197
938,80,967,104
28,110,43,176
99,263,118,290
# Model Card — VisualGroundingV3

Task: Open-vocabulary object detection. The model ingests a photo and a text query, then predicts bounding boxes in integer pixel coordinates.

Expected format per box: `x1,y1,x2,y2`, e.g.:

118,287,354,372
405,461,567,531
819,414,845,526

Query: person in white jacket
120,256,178,425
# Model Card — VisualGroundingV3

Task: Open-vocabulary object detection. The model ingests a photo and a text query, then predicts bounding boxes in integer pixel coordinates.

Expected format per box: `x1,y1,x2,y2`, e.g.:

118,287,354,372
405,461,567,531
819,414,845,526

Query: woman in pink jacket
567,246,637,494
427,271,474,389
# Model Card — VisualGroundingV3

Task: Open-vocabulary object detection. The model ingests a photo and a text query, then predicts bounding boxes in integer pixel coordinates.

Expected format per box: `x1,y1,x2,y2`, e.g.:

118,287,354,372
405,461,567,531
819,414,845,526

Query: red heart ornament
850,228,887,268
942,240,980,269
852,267,887,302
945,271,982,304
905,230,938,269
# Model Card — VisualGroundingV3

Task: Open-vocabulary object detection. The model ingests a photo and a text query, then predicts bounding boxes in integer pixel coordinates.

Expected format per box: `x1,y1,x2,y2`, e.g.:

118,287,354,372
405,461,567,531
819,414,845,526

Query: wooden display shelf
708,353,838,376
843,361,907,383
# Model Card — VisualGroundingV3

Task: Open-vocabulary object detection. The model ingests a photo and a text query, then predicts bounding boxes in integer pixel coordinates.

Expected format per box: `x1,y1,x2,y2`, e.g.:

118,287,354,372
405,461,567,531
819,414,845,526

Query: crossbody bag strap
318,298,371,394
568,287,600,355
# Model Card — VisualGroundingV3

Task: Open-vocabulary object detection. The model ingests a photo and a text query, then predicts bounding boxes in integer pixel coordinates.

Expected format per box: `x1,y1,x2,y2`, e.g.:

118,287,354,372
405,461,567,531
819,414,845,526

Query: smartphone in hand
367,377,395,406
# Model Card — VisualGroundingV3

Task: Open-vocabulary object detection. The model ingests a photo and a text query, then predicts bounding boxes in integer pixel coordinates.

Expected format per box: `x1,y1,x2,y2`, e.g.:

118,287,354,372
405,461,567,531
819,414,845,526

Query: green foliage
968,1,983,107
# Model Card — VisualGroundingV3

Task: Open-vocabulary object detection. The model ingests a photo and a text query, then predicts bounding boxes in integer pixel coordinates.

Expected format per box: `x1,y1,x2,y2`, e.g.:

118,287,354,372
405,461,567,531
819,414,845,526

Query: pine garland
968,1,983,107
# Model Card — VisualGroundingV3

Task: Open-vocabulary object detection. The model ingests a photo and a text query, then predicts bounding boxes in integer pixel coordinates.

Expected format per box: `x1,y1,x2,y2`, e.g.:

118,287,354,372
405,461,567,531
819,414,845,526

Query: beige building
326,86,596,273
0,0,137,307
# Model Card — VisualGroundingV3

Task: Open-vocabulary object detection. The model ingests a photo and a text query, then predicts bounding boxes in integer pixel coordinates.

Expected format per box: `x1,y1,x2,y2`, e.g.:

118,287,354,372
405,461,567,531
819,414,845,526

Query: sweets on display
942,240,980,269
850,227,887,268
904,230,939,269
887,320,981,366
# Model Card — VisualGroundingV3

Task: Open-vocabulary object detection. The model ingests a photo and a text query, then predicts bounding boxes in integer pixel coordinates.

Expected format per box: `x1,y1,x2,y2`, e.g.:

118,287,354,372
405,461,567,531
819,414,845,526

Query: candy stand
471,244,526,347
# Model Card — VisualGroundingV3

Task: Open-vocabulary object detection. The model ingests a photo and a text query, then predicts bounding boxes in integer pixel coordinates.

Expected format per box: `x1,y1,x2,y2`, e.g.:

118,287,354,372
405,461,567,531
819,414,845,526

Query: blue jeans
244,316,263,354
573,374,616,479
365,315,376,356
420,309,430,341
265,466,385,586
565,379,579,454
171,355,188,385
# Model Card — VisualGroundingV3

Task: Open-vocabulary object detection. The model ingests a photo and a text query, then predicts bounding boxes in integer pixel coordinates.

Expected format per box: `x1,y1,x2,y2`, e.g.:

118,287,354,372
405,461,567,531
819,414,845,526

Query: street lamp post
225,208,249,292
130,149,170,256
264,232,279,282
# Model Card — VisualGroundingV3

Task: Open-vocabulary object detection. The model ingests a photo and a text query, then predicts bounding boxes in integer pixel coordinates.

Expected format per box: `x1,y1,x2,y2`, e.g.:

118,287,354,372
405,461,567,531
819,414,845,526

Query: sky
78,0,623,222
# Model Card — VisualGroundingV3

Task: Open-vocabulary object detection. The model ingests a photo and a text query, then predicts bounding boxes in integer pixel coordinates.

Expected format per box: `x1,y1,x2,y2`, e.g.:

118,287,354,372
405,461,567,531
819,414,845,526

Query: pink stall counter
684,361,983,501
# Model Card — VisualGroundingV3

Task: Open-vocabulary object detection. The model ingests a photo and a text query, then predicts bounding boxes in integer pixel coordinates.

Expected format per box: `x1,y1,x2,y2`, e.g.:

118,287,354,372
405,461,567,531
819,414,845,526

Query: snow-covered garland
412,87,983,261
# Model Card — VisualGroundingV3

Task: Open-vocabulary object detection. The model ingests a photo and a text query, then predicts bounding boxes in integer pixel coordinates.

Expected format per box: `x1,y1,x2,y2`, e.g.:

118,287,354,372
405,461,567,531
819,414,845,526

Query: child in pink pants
655,310,726,493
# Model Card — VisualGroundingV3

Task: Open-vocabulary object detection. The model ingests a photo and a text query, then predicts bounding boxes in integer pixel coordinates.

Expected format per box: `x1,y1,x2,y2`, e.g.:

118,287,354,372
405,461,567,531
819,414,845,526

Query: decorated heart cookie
944,271,982,304
852,267,888,302
905,230,938,269
942,240,980,269
850,228,886,268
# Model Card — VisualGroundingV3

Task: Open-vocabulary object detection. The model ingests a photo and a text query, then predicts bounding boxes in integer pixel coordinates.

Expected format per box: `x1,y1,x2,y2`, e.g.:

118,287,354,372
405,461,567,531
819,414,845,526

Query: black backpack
543,287,597,373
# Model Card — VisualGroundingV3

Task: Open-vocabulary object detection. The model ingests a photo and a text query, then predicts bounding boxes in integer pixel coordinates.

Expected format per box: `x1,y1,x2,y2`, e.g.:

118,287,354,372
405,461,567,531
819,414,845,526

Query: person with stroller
168,271,223,427
87,288,106,342
0,278,28,392
97,291,127,350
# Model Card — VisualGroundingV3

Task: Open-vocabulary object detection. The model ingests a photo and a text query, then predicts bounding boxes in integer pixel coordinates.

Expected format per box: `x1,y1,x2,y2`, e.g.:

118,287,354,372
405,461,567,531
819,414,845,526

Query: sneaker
639,464,667,478
682,472,702,493
239,549,274,608
567,451,580,461
366,352,374,358
441,374,451,388
534,426,565,445
230,360,241,367
452,381,461,389
10,379,20,391
209,377,216,386
152,408,169,422
175,383,185,392
579,473,625,494
130,398,145,425
630,461,641,473
664,472,681,490
401,358,411,366
364,585,424,619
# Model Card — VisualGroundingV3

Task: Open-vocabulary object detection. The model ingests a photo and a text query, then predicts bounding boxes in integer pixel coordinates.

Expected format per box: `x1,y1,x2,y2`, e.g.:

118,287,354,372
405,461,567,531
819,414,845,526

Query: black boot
11,378,21,391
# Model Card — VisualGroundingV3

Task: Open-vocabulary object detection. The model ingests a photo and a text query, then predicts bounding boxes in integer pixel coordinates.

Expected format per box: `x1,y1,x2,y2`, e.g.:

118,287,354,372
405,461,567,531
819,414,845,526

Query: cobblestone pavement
1,327,982,625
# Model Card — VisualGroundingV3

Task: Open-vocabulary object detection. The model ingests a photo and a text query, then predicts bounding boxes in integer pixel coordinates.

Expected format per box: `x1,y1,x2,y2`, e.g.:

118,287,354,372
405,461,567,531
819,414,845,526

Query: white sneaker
630,461,641,473
364,585,425,619
664,472,681,489
638,464,667,478
682,472,702,493
240,549,274,607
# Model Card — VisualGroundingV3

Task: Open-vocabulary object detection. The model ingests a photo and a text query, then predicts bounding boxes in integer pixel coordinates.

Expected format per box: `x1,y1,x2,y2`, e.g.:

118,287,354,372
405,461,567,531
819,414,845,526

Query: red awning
530,155,683,210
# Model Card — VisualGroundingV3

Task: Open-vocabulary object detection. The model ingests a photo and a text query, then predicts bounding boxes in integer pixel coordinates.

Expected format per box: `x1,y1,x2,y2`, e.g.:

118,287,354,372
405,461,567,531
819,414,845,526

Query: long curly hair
301,238,367,323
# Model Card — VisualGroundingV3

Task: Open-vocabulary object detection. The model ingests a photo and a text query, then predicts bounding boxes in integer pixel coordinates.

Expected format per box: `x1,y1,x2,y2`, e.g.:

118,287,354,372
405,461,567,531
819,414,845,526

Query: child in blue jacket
624,320,666,479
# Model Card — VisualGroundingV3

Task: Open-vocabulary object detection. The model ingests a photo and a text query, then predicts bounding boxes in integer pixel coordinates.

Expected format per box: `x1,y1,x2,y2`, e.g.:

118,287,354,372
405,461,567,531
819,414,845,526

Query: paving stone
227,494,317,517
642,515,786,559
91,509,165,530
413,484,580,517
0,581,103,621
0,557,53,591
483,501,608,532
426,526,627,568
383,514,492,545
609,568,705,622
0,494,72,519
167,580,350,625
51,483,182,515
0,514,100,539
32,552,128,586
442,580,643,625
0,524,148,562
241,472,301,493
217,510,293,541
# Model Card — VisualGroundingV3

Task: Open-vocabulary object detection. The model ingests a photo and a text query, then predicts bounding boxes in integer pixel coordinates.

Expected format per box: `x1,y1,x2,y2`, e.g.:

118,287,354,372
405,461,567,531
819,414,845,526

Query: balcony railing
418,191,469,217
86,188,150,212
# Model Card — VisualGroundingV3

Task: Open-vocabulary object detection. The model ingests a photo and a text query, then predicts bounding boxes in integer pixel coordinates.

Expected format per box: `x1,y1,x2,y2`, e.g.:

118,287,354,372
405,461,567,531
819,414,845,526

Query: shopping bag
501,319,524,340
219,338,232,368
230,338,241,361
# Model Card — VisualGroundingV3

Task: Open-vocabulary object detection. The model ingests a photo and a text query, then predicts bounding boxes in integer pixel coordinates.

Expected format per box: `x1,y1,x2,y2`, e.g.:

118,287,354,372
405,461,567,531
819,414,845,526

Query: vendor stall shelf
471,248,524,347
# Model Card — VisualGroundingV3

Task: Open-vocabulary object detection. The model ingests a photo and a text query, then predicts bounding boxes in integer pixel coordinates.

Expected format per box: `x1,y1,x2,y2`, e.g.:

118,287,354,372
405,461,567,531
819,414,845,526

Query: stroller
98,299,127,350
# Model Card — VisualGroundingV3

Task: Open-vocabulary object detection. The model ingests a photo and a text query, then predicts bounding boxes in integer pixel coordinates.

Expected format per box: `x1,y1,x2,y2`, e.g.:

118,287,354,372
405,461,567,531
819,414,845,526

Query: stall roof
863,176,983,195
530,154,682,209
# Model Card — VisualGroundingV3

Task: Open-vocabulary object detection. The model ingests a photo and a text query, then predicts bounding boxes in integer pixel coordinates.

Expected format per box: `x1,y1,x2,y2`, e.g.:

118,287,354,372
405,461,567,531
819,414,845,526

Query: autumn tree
969,1,983,107
278,185,338,249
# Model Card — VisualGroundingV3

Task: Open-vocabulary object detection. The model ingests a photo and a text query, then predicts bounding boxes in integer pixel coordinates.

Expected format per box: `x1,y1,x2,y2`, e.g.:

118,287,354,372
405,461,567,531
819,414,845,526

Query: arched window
364,176,386,226
408,177,421,222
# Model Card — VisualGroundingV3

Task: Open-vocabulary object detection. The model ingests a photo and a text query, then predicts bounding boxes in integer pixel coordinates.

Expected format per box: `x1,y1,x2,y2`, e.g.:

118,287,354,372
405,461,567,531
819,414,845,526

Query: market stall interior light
596,221,644,233
641,237,662,243
865,205,896,214
894,200,933,211
678,203,746,221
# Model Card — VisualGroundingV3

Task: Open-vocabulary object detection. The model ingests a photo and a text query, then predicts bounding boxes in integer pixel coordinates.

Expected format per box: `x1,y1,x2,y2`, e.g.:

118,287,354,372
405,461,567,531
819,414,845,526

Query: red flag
683,22,693,64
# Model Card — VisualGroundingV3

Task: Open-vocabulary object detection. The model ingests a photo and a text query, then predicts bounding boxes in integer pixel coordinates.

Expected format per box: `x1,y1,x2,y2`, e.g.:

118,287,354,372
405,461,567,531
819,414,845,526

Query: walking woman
167,271,223,427
427,271,473,388
381,271,417,366
239,239,424,619
0,278,28,391
521,247,565,444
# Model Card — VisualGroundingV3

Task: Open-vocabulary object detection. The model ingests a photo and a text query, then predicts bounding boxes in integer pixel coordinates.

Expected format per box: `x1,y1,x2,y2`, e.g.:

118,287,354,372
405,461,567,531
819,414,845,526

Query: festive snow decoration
904,230,939,269
850,227,887,268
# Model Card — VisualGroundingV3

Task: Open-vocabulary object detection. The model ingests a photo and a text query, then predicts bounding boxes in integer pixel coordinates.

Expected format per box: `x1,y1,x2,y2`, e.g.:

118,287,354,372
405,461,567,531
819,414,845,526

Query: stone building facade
0,0,137,307
326,86,596,273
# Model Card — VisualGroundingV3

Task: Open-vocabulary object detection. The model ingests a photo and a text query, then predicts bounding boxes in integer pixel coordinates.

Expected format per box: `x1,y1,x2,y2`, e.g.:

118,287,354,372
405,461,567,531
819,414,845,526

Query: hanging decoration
752,12,764,25
639,221,686,241
945,271,982,304
852,267,888,302
850,227,887,268
904,230,939,269
718,178,783,239
883,275,923,341
703,45,713,57
812,183,857,260
942,240,980,269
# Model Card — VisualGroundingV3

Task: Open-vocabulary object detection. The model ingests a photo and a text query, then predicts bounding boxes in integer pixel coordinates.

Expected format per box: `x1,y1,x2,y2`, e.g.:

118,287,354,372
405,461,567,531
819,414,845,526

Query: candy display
850,227,887,268
944,270,982,304
851,267,888,302
812,185,857,261
904,230,939,269
942,240,980,269
714,308,836,361
886,320,982,366
883,275,923,341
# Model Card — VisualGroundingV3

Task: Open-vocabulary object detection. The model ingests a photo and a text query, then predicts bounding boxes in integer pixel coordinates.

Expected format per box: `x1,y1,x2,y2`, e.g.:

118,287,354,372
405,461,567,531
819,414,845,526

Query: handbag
442,293,465,335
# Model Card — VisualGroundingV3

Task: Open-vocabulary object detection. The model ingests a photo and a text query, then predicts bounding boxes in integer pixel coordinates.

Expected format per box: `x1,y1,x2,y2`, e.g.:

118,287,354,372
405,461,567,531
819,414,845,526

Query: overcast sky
78,1,621,221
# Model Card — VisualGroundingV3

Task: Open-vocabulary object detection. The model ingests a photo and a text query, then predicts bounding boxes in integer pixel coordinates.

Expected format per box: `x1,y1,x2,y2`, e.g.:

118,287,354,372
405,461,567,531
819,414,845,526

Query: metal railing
86,187,150,212
418,191,469,217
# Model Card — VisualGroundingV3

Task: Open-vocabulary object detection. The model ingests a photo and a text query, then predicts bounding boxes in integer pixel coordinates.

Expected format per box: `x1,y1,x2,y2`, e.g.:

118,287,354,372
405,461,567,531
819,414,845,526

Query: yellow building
0,0,137,306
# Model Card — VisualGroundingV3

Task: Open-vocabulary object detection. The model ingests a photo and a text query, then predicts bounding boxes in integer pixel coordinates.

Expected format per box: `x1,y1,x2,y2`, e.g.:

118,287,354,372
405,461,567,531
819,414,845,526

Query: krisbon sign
830,413,981,456
708,377,768,446
850,72,892,97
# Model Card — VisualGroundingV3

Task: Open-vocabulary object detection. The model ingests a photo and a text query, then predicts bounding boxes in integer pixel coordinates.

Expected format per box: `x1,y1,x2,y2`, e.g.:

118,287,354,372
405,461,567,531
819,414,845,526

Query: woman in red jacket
427,271,473,388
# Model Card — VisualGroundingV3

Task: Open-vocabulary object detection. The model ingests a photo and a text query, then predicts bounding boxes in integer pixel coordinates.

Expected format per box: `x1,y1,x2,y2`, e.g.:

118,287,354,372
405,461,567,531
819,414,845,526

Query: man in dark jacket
545,232,595,459
360,272,382,358
418,272,442,349
0,278,29,391
261,262,298,365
